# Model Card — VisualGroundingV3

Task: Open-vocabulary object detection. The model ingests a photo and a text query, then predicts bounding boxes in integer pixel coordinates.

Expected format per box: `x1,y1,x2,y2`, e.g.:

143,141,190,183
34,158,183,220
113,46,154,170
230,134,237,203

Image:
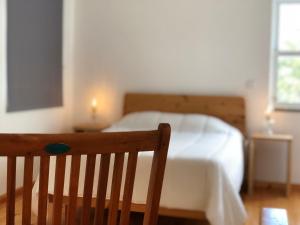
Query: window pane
277,56,300,104
278,3,300,51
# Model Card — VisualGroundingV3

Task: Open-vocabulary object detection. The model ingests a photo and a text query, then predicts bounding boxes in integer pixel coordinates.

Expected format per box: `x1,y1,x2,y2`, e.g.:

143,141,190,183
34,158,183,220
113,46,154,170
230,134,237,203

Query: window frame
270,0,300,111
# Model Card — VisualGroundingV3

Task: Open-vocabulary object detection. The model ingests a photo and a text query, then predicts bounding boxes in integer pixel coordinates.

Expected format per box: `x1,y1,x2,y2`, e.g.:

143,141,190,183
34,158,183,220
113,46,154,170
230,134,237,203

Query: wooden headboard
123,93,246,134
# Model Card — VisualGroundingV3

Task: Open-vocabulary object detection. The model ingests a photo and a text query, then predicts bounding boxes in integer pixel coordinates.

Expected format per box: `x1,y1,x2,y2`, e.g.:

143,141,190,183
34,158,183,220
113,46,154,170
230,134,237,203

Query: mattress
32,111,247,225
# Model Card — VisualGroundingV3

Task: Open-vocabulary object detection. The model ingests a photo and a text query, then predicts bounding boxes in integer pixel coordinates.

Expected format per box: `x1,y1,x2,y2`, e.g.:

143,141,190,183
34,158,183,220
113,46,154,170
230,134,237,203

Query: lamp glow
91,97,98,121
91,98,98,109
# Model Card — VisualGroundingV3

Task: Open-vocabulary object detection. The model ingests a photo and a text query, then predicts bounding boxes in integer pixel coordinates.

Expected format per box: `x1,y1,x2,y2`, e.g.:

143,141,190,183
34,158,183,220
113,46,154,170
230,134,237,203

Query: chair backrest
0,123,171,225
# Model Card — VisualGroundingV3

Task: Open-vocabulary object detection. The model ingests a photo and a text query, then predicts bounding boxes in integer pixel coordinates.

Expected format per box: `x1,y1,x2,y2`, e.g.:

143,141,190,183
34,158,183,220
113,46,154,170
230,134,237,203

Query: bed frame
50,92,246,222
121,93,246,221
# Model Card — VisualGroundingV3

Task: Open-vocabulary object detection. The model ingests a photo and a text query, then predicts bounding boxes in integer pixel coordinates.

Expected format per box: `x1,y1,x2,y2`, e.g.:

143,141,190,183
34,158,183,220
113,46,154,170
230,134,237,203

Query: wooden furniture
0,123,170,225
261,208,288,225
73,122,110,132
124,93,246,134
248,133,293,196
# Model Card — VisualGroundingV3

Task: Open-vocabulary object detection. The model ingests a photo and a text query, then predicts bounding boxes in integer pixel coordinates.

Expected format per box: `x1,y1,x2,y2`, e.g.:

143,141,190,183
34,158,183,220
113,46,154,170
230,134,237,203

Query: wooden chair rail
0,130,160,156
2,123,171,225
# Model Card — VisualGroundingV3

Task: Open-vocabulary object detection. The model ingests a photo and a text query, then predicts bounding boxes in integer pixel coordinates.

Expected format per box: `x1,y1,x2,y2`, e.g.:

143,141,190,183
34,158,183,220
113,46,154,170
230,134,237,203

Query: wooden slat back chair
0,123,171,225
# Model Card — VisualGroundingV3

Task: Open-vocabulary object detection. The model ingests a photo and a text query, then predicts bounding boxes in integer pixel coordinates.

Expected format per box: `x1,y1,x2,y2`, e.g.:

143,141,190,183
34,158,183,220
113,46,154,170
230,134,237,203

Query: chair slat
22,156,34,225
119,152,138,225
52,155,66,225
81,155,96,225
94,154,111,225
108,153,125,225
7,156,16,225
37,156,50,225
67,155,81,225
143,124,170,225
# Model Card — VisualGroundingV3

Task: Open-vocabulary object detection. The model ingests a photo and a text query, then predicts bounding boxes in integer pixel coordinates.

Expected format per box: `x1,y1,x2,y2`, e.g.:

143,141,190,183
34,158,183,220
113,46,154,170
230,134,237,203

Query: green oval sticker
45,143,70,155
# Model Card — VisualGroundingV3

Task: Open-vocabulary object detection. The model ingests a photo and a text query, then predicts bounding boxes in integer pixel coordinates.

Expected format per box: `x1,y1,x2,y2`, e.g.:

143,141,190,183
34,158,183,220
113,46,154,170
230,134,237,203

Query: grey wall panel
7,0,63,112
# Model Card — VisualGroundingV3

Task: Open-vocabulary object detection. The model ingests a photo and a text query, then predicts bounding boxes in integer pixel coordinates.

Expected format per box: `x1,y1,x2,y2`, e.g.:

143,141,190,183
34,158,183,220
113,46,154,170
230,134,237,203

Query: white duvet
33,111,247,225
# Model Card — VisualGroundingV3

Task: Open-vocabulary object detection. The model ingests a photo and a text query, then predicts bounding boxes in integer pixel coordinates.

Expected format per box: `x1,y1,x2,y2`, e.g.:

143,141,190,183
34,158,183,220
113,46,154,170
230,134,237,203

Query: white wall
73,0,269,121
0,0,75,194
72,0,300,185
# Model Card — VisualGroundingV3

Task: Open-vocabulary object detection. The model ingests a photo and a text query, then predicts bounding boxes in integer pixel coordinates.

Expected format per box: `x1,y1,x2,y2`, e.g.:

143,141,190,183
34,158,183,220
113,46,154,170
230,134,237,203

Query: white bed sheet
32,111,247,225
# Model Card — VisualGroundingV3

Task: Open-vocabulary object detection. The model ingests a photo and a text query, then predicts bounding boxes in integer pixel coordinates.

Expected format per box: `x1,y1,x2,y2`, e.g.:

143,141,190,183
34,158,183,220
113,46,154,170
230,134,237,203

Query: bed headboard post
123,93,246,135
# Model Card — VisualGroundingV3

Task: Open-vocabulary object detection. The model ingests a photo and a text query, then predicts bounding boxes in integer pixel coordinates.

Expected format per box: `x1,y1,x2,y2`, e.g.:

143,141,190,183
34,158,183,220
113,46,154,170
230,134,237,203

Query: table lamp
264,105,275,135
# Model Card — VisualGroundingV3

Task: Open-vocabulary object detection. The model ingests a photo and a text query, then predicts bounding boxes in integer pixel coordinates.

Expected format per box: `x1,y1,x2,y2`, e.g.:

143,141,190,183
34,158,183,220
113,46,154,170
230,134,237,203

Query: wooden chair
0,123,171,225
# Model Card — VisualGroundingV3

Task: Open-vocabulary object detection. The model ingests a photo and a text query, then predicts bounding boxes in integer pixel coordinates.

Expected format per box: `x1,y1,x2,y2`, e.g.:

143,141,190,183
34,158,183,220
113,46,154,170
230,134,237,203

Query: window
271,0,300,110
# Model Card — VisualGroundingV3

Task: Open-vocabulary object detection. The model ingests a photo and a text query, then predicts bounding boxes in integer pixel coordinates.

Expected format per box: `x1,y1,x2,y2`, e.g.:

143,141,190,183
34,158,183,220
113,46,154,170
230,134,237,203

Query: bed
32,93,247,225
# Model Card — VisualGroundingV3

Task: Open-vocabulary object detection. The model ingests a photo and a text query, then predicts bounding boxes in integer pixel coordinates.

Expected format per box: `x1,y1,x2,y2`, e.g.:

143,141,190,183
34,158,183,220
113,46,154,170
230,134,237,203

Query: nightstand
73,122,110,133
247,133,293,196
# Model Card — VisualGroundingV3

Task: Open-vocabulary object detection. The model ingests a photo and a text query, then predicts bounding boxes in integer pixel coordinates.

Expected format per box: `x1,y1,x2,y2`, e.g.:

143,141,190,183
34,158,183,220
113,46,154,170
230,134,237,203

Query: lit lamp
91,97,98,121
264,105,275,135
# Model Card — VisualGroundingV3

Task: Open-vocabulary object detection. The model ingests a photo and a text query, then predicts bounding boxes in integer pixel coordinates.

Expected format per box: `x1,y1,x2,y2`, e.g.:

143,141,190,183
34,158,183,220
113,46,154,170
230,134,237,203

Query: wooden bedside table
73,122,110,133
247,133,293,196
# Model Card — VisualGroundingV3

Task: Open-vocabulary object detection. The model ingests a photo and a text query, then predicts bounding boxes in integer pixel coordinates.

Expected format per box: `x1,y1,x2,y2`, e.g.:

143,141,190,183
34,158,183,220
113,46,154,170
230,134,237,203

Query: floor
243,187,300,225
0,187,298,225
